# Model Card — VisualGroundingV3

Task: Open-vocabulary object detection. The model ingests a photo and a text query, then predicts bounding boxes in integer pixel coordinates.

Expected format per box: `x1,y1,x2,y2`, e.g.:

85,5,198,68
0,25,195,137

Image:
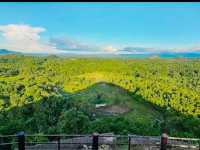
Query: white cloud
0,24,59,53
1,24,199,55
103,45,118,52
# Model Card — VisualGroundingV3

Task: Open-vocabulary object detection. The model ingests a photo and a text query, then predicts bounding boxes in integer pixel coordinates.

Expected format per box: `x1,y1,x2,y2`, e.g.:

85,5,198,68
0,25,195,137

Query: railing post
198,139,200,150
160,133,168,150
57,136,60,150
92,133,99,150
128,135,131,150
17,131,25,150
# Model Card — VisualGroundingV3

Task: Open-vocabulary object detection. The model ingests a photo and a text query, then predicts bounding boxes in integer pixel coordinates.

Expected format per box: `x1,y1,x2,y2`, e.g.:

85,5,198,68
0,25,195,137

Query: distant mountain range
0,49,20,55
119,51,200,59
1,49,200,58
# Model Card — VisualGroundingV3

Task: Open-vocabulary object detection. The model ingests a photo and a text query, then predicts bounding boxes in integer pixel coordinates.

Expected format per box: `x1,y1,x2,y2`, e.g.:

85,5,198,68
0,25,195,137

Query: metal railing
0,132,199,150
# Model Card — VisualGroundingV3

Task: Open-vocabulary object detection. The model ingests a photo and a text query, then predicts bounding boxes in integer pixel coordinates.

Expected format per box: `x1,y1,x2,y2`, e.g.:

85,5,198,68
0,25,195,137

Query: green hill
60,82,199,137
72,82,162,121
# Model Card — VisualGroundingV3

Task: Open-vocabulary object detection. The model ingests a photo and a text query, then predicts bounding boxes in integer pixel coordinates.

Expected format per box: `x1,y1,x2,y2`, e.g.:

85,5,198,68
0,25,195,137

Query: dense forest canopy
0,54,200,138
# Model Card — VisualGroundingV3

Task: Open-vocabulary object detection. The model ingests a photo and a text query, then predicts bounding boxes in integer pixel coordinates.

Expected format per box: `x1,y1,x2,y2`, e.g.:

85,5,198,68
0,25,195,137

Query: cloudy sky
0,2,200,54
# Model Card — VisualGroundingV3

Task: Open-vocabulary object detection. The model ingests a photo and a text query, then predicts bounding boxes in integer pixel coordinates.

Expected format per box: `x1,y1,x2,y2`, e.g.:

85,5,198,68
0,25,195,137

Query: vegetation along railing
0,132,200,150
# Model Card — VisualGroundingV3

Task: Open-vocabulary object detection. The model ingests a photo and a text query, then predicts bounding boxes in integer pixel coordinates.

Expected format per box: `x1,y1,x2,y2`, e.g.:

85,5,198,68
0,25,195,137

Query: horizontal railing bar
26,134,92,137
26,134,128,137
0,135,17,138
26,142,60,144
1,134,132,137
128,134,161,138
26,142,92,144
25,142,128,144
169,137,200,141
169,145,199,148
0,142,18,146
1,134,199,141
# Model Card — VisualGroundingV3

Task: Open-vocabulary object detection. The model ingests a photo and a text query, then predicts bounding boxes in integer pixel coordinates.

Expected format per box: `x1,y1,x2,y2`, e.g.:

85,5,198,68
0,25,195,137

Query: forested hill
0,55,200,137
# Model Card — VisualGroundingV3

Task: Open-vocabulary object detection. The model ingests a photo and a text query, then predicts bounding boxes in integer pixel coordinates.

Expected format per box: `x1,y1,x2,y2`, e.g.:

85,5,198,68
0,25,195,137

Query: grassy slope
72,82,163,122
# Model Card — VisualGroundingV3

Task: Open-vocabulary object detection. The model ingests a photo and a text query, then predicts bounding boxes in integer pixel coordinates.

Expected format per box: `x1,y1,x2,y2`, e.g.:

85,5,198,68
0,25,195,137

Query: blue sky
0,2,200,54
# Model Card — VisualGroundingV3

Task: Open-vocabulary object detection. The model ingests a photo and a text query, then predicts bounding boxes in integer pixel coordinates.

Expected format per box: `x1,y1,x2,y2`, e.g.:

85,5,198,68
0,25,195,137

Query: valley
0,54,200,138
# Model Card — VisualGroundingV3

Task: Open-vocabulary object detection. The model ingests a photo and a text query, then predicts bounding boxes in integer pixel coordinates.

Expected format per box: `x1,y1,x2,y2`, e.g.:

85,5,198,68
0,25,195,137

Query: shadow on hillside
1,82,200,137
74,81,163,112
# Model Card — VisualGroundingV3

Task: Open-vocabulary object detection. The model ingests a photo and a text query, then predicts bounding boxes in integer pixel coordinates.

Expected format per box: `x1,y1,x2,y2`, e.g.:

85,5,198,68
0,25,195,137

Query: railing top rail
0,134,17,138
26,134,92,137
1,134,200,141
0,142,18,146
1,134,127,138
168,136,200,141
128,134,161,138
26,134,128,138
